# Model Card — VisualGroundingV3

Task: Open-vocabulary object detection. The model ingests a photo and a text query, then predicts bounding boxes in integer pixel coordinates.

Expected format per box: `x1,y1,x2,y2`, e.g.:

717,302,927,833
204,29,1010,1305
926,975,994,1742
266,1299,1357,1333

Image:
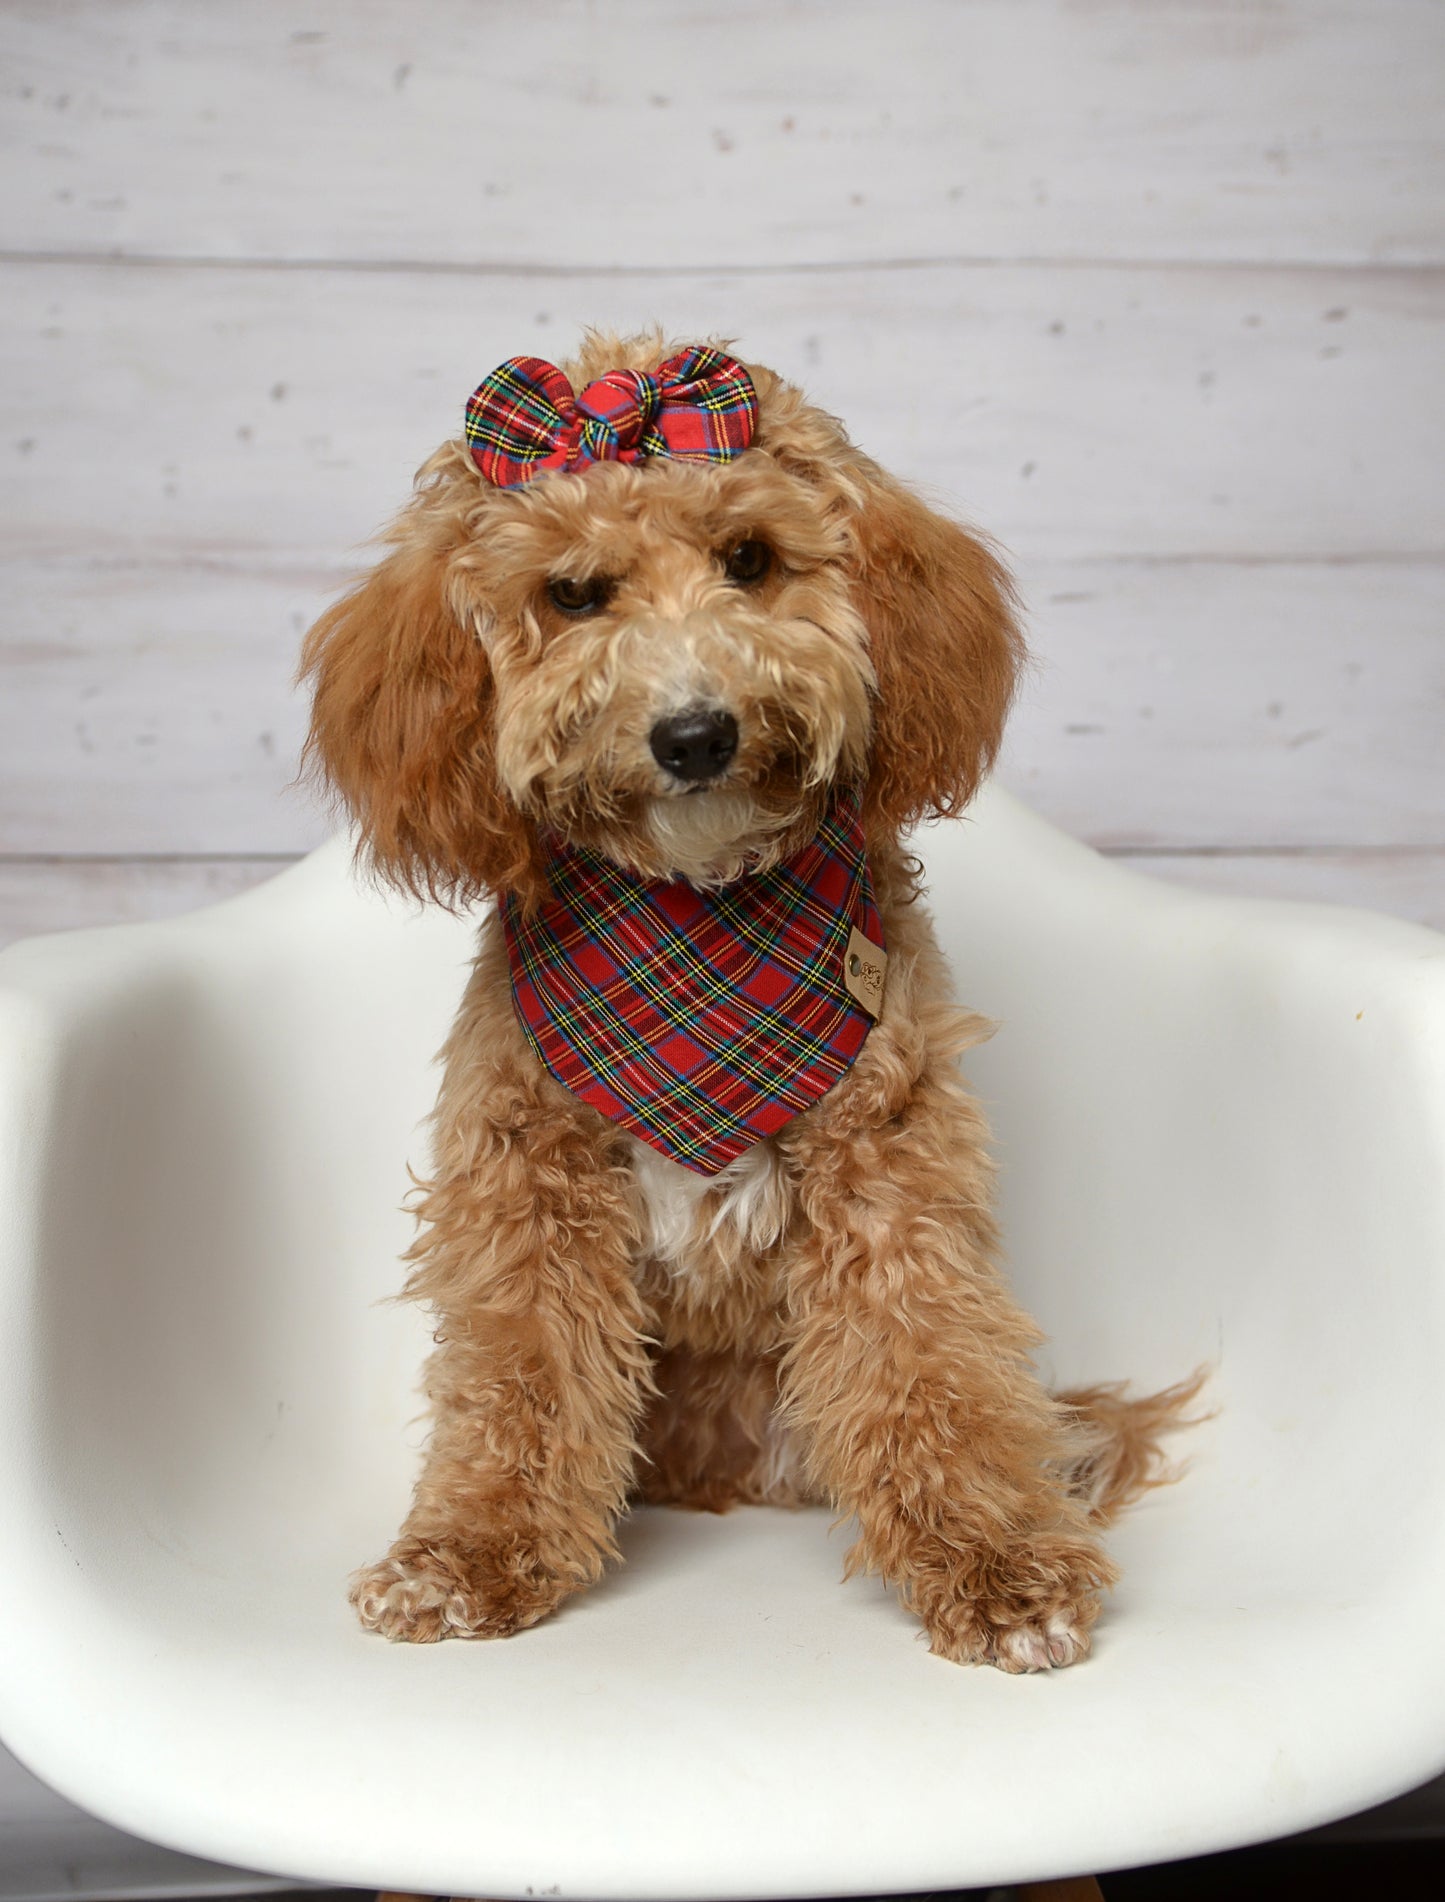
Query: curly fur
303,330,1198,1671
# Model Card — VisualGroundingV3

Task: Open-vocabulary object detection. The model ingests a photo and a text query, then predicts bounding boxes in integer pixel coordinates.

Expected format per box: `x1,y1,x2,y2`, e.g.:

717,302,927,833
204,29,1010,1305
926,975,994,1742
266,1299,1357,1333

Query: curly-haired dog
301,332,1195,1671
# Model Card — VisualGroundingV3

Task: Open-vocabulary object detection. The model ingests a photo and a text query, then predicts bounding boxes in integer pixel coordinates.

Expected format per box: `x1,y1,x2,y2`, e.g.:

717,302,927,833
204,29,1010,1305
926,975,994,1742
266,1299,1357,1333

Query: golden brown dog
301,331,1194,1671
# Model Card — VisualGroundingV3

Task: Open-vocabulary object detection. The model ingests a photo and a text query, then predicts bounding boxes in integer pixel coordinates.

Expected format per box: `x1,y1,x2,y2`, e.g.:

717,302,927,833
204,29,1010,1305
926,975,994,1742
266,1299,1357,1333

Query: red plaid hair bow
465,345,757,487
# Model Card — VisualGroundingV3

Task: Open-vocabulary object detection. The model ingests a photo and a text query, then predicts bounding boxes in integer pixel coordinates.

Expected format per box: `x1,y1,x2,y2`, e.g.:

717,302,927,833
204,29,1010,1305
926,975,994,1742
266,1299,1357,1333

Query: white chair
1,786,1443,1898
0,1741,292,1902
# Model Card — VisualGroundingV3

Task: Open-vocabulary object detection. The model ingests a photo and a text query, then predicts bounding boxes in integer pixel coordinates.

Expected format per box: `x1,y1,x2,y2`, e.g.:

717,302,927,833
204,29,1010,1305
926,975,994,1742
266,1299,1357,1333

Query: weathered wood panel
1115,848,1445,933
1005,557,1445,851
0,858,293,947
2,558,336,854
4,554,1438,856
4,258,1441,564
1,3,1440,948
2,1,1441,268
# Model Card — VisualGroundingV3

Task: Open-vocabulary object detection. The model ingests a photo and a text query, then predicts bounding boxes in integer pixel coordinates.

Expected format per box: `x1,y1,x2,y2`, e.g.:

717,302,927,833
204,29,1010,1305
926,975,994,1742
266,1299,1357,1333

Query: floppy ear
847,463,1025,838
299,540,538,905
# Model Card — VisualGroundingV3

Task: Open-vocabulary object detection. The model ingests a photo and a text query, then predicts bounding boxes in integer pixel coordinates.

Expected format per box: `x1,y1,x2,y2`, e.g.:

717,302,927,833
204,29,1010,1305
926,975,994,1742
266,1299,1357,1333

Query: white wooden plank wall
1,0,1441,945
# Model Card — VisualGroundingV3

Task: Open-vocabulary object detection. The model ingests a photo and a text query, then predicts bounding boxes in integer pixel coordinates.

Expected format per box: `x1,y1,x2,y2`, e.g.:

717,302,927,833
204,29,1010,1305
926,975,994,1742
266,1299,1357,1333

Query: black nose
649,708,739,784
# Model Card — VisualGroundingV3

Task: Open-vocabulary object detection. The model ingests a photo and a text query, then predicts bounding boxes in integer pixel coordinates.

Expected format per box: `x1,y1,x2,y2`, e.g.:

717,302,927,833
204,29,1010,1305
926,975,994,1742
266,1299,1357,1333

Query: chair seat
1,786,1443,1897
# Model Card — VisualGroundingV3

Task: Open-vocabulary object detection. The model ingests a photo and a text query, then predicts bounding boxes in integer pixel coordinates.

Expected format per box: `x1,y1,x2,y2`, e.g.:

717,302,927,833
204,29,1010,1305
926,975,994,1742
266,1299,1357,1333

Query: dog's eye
723,539,773,586
547,575,613,616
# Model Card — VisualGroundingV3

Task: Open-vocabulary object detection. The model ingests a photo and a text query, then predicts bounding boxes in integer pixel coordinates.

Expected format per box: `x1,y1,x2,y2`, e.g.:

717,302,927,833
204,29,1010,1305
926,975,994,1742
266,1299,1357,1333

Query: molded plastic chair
1,787,1443,1898
0,1741,290,1902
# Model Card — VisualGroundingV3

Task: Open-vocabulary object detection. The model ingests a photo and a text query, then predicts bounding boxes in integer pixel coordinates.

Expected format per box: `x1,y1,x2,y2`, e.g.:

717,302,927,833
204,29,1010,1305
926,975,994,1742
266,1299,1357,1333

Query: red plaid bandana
501,793,884,1175
465,346,757,488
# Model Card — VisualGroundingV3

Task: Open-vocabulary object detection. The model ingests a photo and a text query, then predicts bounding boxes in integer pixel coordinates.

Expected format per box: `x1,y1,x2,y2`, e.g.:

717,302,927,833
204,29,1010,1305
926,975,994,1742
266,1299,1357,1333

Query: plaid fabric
465,346,756,487
501,792,883,1175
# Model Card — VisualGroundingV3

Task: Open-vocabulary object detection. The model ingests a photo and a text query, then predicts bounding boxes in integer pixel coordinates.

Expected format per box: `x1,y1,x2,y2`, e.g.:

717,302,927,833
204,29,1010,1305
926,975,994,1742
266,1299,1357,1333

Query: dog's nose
649,708,739,784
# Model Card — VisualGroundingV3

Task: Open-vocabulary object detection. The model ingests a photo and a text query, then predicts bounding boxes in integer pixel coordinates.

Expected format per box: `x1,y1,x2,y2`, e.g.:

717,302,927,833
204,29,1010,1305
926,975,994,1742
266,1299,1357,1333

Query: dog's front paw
927,1602,1095,1673
911,1532,1114,1673
350,1538,569,1643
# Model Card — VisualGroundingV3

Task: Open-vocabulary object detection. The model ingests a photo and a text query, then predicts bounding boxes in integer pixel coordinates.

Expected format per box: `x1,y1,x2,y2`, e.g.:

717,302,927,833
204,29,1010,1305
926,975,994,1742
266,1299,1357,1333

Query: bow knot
575,367,660,461
465,346,757,488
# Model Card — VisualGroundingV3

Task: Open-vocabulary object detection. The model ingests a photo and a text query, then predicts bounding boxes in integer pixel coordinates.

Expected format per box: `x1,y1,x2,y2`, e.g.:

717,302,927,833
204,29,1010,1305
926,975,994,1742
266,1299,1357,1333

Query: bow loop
465,346,756,487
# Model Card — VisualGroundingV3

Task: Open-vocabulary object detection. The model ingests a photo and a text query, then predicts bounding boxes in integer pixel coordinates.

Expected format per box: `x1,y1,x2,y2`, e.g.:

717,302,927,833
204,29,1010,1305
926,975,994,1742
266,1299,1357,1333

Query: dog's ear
299,538,537,905
846,462,1025,838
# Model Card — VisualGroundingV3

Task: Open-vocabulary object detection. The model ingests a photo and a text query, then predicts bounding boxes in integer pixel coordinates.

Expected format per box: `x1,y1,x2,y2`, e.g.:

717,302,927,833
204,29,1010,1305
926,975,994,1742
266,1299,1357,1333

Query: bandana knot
466,345,757,488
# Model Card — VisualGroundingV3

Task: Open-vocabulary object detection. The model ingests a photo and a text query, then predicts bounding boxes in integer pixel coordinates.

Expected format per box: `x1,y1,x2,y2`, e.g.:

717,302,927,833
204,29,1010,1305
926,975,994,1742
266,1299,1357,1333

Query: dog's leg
779,1059,1115,1672
351,1028,652,1643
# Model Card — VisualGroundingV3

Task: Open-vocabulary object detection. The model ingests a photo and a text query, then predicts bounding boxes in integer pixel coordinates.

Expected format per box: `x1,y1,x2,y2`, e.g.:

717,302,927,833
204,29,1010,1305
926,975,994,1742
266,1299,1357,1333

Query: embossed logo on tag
843,925,887,1019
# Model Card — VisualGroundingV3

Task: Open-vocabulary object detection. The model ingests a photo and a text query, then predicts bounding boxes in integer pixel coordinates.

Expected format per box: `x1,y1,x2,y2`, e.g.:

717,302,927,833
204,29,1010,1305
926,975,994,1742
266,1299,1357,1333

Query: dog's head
301,332,1023,903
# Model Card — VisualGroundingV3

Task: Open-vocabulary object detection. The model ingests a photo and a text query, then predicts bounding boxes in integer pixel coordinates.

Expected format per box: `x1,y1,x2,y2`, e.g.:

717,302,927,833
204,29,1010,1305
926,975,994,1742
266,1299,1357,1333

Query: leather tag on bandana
843,926,888,1019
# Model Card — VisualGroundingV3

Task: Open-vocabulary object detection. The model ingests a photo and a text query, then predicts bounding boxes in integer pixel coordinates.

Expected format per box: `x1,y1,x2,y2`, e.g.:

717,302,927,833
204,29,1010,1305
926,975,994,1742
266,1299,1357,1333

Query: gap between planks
5,846,1442,867
1,249,1441,281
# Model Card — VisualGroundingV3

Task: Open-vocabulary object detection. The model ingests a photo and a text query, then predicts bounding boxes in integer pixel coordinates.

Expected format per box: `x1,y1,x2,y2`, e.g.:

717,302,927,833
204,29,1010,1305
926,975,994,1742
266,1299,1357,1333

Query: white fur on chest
627,1135,792,1276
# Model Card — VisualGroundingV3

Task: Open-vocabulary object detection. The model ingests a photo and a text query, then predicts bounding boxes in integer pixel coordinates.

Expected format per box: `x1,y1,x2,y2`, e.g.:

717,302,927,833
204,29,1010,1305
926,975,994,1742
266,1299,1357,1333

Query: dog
301,332,1195,1671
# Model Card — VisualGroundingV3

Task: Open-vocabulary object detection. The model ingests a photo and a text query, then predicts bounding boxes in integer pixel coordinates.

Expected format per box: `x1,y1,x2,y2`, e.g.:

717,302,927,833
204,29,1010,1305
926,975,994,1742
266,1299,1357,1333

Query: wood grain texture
4,258,1441,563
2,556,337,854
1005,557,1445,851
4,553,1439,856
2,0,1441,268
0,2,1440,948
0,858,294,947
1113,848,1445,933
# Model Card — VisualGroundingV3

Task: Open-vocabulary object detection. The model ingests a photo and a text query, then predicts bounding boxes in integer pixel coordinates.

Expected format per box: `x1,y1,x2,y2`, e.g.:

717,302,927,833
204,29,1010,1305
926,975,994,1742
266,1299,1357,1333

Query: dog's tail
1053,1369,1211,1525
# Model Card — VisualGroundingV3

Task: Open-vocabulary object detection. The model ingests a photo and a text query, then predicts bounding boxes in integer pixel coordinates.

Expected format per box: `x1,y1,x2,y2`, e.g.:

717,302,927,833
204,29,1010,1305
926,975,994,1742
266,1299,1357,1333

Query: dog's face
448,431,874,887
302,334,1023,903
